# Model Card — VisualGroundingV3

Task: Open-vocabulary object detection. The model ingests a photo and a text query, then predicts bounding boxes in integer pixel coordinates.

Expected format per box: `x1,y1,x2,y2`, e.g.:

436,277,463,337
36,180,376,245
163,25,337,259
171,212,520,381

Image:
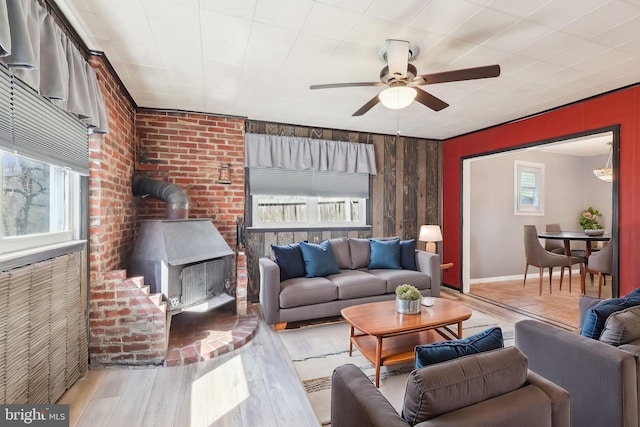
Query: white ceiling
54,0,640,140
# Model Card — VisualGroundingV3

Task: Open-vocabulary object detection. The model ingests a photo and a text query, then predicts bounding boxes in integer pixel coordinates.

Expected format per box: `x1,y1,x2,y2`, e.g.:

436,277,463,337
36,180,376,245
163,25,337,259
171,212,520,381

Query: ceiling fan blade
414,88,449,111
310,82,384,90
385,39,409,80
352,95,381,116
418,64,501,85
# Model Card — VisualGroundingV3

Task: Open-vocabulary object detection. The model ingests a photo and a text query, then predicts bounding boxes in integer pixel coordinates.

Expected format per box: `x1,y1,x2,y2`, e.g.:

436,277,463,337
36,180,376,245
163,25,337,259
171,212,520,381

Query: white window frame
251,195,367,229
0,151,80,255
514,160,545,216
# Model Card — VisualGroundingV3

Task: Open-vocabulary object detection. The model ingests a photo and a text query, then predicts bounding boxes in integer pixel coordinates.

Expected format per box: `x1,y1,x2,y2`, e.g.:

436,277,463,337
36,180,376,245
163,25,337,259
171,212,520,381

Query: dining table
537,230,611,258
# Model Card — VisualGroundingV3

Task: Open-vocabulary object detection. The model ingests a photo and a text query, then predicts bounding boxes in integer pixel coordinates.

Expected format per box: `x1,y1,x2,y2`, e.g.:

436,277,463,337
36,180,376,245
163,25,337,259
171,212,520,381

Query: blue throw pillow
414,327,504,369
300,240,340,278
625,288,640,299
368,238,402,270
271,243,306,281
400,239,417,270
581,297,640,339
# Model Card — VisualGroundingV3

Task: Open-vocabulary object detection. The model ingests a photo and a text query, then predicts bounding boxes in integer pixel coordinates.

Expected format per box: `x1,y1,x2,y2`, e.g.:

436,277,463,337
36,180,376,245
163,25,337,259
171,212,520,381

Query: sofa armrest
416,251,441,297
331,364,409,427
515,319,638,427
259,257,281,325
526,370,570,427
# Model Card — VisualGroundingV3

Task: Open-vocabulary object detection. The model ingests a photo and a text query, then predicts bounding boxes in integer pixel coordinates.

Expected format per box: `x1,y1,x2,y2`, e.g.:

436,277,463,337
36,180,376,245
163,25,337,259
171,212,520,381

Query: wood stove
130,219,234,312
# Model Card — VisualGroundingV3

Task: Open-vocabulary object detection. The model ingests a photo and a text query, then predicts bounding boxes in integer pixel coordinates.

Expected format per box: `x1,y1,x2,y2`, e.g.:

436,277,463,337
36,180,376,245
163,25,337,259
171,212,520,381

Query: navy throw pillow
271,243,306,281
299,240,340,278
368,238,402,270
400,239,417,270
414,327,504,369
581,297,640,339
625,288,640,299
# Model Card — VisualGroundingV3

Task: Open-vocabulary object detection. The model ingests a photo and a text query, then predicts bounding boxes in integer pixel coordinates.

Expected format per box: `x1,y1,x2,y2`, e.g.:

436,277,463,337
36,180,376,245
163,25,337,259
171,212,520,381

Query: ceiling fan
310,39,501,116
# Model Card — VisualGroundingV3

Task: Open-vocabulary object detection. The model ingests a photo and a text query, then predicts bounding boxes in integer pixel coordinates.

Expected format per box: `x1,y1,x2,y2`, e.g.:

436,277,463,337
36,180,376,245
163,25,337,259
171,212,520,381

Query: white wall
468,151,612,280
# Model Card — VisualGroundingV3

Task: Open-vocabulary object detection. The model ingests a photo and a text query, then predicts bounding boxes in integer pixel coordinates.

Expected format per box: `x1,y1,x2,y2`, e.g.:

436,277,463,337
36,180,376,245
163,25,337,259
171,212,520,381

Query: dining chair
544,223,587,291
523,225,584,295
580,239,614,298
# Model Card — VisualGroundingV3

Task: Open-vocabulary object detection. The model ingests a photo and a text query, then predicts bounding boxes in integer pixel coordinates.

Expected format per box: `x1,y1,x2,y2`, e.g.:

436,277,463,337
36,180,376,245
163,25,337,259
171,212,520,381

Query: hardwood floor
469,271,612,330
58,283,600,427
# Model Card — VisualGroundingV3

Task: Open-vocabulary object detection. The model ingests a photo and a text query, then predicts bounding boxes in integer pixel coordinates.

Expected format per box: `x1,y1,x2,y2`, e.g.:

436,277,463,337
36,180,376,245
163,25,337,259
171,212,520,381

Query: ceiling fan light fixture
379,86,417,110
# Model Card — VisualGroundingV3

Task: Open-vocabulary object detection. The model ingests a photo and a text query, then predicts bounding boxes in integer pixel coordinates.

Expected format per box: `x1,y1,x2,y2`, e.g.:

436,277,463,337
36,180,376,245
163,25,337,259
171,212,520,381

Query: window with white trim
1,151,80,254
249,168,369,228
514,160,544,215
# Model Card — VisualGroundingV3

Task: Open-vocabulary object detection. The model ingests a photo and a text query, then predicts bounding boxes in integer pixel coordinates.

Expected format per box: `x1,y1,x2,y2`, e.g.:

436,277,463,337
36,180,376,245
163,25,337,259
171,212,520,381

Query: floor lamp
419,225,442,253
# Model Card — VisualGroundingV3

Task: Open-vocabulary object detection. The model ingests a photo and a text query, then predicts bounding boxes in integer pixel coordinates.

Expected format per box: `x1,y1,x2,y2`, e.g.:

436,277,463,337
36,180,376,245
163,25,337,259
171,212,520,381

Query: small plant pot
396,298,421,314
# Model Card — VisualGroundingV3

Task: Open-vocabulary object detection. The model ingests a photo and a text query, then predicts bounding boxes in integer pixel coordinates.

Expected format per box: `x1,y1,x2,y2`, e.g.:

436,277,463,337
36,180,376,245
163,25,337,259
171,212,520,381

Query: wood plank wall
244,120,441,302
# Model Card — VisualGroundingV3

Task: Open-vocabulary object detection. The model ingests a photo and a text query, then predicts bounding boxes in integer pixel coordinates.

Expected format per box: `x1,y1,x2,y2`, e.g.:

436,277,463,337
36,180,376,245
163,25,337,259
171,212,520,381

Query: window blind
249,168,369,199
1,68,89,174
0,66,11,150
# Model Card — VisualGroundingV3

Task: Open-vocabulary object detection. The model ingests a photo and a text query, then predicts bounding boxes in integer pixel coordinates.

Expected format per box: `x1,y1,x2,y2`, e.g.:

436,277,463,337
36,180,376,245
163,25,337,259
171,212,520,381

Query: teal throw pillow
581,297,640,339
414,327,504,369
400,239,417,270
271,242,306,281
299,240,340,278
368,238,402,270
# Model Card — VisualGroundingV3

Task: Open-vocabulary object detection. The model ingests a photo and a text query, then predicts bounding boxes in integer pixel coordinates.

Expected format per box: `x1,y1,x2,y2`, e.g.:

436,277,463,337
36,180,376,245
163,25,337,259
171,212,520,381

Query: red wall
443,85,640,296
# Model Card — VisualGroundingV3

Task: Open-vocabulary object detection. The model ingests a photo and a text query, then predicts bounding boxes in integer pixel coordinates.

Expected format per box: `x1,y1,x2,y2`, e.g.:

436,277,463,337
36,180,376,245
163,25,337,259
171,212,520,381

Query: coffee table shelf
351,329,443,366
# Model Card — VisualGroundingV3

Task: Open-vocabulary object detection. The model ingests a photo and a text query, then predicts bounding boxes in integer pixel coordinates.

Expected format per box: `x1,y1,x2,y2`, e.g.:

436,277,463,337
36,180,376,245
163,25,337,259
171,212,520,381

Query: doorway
460,127,619,323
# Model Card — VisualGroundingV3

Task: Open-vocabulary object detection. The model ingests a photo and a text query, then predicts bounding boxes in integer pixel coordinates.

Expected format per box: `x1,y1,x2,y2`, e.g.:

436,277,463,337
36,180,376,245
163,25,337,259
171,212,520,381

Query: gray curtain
0,0,108,134
244,133,377,175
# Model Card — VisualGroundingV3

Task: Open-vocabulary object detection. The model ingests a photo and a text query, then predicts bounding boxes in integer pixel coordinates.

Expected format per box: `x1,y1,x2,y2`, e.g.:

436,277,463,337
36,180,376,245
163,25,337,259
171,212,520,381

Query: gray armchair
524,225,584,295
331,347,570,427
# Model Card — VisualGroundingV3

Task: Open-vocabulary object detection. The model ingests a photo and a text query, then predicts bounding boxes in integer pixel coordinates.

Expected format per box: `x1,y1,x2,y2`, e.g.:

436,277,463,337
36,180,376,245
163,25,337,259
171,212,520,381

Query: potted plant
395,284,422,314
579,207,604,235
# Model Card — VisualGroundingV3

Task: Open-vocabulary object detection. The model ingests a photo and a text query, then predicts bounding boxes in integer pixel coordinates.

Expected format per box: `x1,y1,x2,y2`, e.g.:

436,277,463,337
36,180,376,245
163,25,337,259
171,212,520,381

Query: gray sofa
259,237,441,326
516,295,640,427
331,347,570,427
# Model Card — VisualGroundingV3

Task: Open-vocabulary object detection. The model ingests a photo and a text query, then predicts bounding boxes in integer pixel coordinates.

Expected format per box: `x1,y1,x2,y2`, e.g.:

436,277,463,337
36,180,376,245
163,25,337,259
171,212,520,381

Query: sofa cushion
348,238,370,269
329,270,387,299
279,276,338,309
368,238,402,270
400,239,417,271
415,327,504,369
300,240,341,278
271,242,306,281
581,297,640,339
366,269,431,293
599,305,640,346
329,237,351,270
402,347,528,425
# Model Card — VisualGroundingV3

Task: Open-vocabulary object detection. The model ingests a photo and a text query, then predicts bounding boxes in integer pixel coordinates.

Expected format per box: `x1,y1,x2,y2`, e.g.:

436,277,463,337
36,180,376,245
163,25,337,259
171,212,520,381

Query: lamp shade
419,225,442,242
378,86,416,109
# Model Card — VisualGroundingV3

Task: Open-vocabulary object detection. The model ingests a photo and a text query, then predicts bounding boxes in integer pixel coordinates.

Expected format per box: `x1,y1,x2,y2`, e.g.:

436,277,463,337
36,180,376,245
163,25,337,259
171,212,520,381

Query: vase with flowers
579,207,604,235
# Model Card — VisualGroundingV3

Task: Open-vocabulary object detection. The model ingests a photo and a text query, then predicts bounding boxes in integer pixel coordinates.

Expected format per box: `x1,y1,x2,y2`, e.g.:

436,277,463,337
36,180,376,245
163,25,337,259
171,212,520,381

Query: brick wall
86,60,247,364
88,56,137,277
135,111,245,249
90,270,166,365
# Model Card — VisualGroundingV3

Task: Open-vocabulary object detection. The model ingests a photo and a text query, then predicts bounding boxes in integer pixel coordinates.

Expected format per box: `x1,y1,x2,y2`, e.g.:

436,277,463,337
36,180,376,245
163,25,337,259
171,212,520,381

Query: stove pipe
132,174,189,219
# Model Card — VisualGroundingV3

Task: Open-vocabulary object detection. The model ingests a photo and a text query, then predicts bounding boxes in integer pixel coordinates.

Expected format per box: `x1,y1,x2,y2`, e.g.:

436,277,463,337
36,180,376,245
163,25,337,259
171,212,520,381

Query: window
514,160,544,215
1,151,79,254
249,168,369,228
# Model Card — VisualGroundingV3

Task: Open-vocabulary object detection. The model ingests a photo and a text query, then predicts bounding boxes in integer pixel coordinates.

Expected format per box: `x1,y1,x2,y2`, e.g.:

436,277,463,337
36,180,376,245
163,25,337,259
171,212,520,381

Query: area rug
279,310,515,426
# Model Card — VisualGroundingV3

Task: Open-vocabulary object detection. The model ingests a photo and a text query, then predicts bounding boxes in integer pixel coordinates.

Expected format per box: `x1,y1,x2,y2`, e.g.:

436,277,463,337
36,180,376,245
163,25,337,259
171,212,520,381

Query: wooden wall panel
244,120,441,301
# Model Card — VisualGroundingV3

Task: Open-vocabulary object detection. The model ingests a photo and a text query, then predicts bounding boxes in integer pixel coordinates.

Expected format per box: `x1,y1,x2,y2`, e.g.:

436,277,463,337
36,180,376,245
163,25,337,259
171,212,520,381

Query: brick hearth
165,307,259,367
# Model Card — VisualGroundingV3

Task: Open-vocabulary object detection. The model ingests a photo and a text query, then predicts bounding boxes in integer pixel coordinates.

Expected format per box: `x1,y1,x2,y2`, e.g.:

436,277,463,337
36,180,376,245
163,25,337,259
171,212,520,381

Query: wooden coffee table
341,299,472,387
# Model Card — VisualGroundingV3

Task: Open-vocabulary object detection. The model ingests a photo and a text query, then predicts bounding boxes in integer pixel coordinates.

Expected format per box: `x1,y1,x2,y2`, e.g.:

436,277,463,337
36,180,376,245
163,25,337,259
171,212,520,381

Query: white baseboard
470,268,581,285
